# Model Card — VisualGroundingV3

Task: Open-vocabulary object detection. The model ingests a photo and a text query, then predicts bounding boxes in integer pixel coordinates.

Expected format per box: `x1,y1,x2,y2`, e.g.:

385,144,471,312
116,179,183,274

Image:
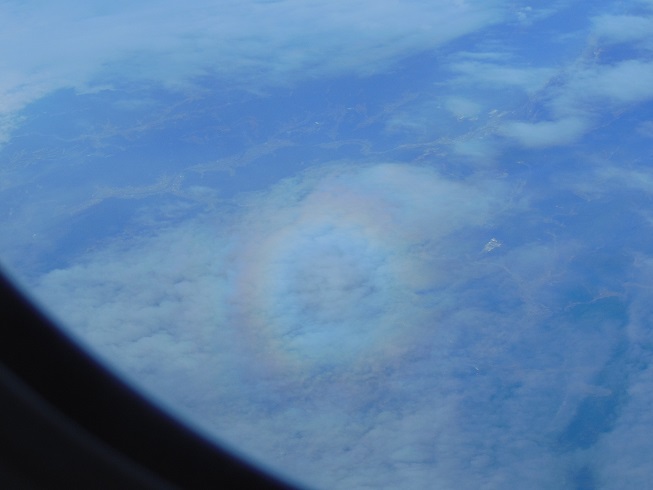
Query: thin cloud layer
224,164,505,370
6,1,653,488
35,162,508,377
34,162,519,487
498,117,589,148
0,0,507,144
32,161,636,488
426,1,653,151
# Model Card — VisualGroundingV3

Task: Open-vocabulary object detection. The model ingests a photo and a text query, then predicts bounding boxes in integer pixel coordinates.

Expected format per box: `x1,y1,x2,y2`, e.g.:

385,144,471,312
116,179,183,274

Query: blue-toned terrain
1,1,653,488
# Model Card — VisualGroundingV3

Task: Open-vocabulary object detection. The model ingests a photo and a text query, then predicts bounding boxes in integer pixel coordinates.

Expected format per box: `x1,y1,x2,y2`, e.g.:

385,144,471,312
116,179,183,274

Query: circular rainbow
222,163,497,375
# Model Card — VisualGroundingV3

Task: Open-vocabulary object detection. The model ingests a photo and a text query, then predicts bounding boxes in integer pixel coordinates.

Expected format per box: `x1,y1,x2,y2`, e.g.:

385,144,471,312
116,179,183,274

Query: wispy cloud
498,117,589,148
34,163,531,487
400,1,653,151
32,159,640,488
8,1,653,488
0,0,507,144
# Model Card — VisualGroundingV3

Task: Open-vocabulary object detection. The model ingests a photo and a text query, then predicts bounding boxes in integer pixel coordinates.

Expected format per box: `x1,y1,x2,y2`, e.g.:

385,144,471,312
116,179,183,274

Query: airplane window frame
0,269,297,489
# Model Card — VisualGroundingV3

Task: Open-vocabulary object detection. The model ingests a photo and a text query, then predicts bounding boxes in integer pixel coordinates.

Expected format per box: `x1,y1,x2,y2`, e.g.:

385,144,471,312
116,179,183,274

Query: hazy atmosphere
2,1,653,488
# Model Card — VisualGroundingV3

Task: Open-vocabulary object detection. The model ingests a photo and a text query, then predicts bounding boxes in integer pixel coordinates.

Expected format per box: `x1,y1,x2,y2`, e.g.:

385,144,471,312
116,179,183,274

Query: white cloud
36,163,508,372
445,53,653,148
498,117,589,148
0,0,507,143
452,138,499,160
592,14,653,46
443,97,482,119
30,162,530,487
504,59,653,147
427,3,653,150
224,163,505,368
30,160,634,488
6,1,653,487
567,60,653,105
450,60,556,93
